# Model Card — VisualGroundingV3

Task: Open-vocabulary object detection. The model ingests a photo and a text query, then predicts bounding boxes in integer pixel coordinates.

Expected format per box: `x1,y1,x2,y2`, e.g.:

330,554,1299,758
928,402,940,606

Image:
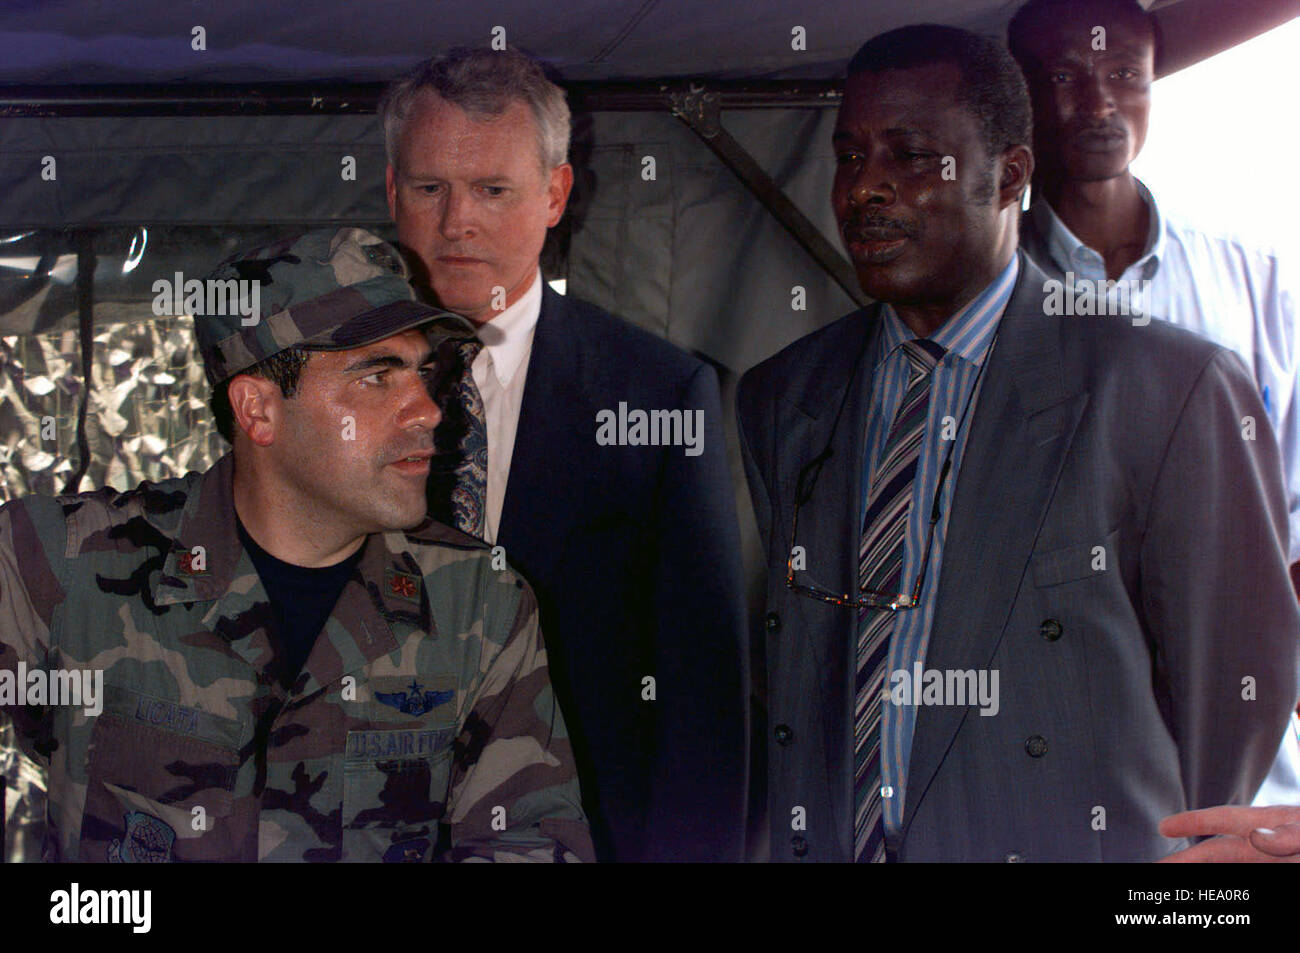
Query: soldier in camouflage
0,227,594,861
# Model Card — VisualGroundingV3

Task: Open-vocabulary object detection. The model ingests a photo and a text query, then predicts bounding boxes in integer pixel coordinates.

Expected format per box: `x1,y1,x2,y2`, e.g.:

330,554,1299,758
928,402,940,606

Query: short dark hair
1007,0,1162,75
209,347,311,444
846,24,1033,159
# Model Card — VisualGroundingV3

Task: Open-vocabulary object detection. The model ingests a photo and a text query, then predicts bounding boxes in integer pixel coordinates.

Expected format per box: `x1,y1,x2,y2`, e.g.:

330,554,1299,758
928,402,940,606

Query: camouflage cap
194,227,461,385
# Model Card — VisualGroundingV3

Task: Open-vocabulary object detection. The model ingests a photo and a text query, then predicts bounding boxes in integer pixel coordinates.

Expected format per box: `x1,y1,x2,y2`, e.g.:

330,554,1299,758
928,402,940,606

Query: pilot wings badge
375,679,455,716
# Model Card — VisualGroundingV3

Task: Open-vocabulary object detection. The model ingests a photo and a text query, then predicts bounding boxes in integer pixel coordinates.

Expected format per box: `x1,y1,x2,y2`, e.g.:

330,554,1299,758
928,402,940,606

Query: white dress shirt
471,267,543,544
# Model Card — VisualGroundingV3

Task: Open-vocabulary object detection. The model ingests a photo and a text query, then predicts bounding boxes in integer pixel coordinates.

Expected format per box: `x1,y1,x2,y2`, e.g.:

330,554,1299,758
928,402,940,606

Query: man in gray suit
737,23,1300,862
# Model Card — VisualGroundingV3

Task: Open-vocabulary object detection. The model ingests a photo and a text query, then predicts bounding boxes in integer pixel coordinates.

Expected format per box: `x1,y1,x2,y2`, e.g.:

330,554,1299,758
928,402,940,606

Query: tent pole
669,84,867,308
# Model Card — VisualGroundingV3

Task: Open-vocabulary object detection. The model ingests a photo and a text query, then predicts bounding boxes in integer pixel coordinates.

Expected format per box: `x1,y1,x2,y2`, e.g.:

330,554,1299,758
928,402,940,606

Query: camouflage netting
0,314,228,502
0,720,44,862
1,312,228,859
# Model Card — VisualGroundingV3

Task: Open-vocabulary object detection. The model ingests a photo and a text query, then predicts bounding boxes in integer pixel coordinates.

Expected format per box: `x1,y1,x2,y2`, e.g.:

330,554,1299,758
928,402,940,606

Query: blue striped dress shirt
860,254,1019,835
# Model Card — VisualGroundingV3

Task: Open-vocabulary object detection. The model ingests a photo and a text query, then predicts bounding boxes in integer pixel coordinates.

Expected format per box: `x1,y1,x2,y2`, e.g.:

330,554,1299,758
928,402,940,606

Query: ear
227,374,283,449
546,162,574,228
386,164,399,221
997,144,1034,212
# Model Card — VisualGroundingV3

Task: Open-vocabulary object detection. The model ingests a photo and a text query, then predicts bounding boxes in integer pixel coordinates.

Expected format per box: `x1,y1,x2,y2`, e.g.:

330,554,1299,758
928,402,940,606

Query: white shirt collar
473,267,543,388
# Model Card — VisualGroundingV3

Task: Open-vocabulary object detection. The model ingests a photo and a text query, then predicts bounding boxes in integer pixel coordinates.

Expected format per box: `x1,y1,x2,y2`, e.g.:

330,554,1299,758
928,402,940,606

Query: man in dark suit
381,47,747,862
737,24,1300,861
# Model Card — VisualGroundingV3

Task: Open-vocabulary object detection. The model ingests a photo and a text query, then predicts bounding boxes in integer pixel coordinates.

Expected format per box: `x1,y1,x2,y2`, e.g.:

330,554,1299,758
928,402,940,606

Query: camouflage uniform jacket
0,452,593,862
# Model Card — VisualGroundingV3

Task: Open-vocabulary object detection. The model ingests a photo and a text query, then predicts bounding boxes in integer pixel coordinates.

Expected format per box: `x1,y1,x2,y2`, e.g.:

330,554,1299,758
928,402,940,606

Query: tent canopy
0,0,1137,84
0,0,1290,86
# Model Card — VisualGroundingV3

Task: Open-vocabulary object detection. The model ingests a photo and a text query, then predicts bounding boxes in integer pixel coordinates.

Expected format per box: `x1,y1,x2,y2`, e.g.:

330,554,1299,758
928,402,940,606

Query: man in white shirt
1008,0,1300,847
453,263,540,544
380,46,749,862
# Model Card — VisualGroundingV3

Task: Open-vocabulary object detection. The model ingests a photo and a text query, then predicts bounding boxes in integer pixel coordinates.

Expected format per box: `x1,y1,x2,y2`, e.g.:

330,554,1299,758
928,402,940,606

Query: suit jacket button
1025,735,1048,758
1005,851,1026,863
765,612,781,633
1039,619,1063,641
774,724,794,746
791,835,808,857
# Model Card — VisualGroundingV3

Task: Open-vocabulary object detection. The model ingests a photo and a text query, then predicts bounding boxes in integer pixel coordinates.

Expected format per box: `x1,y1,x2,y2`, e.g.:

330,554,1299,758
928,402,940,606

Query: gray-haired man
381,47,749,862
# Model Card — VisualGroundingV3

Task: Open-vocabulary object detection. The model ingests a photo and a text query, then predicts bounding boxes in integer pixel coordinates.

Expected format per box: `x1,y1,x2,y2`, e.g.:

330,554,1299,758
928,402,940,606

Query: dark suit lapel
776,307,881,843
902,255,1090,836
778,307,882,599
498,285,585,557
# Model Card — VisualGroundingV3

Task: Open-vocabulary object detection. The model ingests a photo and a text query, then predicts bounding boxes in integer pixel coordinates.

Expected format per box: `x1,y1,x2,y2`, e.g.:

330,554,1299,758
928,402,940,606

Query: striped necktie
854,337,945,863
428,336,488,537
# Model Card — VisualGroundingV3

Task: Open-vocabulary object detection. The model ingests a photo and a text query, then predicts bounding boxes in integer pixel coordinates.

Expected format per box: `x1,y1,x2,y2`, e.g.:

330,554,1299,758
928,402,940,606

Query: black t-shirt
235,516,366,689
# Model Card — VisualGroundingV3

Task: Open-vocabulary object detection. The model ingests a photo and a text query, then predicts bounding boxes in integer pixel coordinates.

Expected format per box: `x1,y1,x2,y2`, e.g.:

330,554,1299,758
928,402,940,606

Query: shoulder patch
108,811,176,863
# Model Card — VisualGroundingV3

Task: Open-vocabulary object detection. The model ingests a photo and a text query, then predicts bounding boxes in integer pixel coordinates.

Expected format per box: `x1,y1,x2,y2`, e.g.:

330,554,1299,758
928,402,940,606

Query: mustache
1069,120,1126,138
841,215,918,242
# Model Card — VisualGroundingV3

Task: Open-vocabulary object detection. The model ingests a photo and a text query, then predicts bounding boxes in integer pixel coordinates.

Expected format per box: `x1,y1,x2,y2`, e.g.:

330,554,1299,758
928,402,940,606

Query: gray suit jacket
737,251,1300,862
